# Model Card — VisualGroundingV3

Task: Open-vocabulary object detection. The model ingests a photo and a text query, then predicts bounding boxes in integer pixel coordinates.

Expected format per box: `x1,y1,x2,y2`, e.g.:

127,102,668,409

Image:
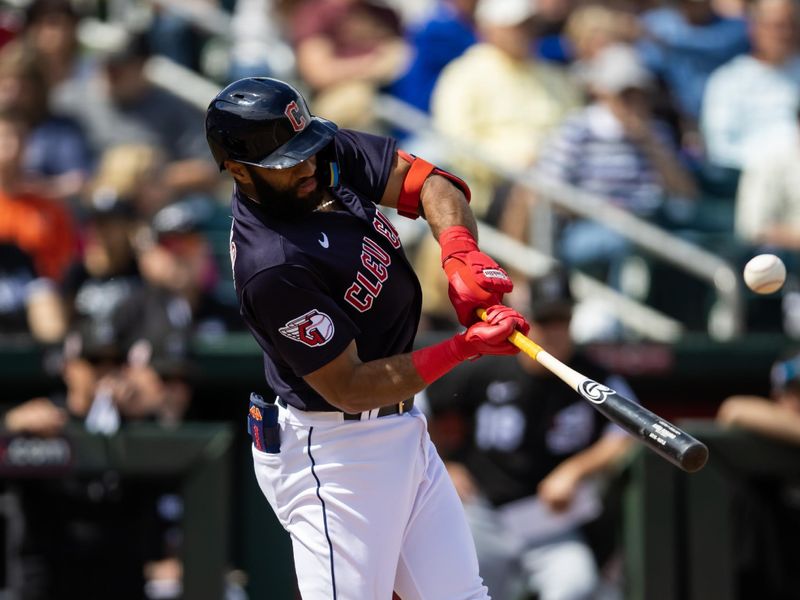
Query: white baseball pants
251,402,490,600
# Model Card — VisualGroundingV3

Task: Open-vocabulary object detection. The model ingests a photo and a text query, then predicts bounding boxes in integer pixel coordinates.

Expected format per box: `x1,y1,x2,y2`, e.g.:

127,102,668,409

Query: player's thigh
394,438,490,600
253,416,428,599
521,531,598,600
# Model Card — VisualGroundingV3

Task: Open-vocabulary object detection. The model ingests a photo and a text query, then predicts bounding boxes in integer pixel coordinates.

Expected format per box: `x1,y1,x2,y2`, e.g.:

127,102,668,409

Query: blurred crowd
0,0,798,429
1,0,800,597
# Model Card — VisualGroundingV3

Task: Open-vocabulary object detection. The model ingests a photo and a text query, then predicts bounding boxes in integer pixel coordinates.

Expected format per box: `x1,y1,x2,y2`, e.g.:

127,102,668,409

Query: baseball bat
477,309,709,473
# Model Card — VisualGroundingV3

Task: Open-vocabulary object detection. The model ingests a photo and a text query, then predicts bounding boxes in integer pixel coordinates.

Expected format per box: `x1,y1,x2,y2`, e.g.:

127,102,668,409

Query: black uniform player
205,77,530,599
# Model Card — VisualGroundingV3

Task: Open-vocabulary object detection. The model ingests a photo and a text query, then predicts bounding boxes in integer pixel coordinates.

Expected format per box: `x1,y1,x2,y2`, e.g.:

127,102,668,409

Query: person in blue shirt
638,0,749,129
389,0,478,114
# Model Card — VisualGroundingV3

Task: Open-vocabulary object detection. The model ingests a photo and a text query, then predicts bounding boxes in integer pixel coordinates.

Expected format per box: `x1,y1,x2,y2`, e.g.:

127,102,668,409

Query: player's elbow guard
396,150,470,219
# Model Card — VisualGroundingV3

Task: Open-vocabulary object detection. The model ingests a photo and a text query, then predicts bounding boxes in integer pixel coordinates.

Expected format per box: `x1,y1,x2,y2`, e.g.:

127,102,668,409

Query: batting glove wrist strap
412,305,529,384
412,336,467,385
439,226,513,326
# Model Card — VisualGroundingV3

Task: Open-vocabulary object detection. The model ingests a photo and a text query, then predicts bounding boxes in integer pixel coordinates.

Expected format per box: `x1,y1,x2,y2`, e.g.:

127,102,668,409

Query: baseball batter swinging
205,77,529,599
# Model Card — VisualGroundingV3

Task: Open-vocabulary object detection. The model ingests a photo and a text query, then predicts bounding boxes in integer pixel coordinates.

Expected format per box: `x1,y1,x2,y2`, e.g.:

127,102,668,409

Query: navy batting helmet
205,77,337,170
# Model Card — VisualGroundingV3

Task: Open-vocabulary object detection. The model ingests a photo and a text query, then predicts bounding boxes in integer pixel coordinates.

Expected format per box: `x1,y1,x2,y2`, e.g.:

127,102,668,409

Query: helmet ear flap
315,144,340,188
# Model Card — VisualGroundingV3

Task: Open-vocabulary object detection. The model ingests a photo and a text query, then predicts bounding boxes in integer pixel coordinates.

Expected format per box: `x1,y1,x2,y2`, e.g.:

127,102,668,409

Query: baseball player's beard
246,166,326,221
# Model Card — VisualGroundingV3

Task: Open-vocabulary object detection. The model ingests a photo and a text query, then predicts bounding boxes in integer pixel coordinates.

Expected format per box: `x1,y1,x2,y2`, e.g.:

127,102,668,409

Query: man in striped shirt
500,44,696,277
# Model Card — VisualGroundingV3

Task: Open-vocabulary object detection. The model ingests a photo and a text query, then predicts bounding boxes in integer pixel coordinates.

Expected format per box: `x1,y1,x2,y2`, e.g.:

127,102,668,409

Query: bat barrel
476,308,710,473
591,395,709,473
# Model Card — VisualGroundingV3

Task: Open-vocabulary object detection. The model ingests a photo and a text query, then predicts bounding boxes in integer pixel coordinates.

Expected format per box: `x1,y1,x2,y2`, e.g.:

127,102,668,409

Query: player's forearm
420,175,478,241
327,353,428,413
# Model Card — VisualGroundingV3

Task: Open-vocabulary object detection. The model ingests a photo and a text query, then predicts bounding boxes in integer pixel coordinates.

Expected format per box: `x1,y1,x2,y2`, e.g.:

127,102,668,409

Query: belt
343,398,414,420
277,398,413,420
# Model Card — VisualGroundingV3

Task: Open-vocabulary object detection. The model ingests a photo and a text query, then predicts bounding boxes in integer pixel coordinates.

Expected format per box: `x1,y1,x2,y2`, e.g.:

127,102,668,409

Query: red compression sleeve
411,335,473,384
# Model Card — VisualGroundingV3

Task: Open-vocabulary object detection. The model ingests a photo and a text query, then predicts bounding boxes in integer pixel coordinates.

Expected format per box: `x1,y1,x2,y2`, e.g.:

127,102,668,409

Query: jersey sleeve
241,264,360,376
333,129,397,204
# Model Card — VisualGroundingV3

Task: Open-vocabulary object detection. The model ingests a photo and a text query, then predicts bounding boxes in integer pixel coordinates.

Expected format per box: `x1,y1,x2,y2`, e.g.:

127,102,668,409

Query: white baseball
743,254,787,294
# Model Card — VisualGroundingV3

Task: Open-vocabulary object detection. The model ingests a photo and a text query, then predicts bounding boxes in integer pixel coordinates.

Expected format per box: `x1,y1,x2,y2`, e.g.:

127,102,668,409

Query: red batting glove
454,304,530,359
439,226,513,326
412,305,530,384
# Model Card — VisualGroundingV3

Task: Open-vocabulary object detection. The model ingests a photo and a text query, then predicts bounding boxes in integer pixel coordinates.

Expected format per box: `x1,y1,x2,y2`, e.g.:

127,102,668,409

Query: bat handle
476,308,544,357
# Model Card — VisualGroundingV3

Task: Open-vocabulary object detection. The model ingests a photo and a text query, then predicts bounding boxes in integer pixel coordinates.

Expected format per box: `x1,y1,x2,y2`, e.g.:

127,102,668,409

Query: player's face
244,155,327,219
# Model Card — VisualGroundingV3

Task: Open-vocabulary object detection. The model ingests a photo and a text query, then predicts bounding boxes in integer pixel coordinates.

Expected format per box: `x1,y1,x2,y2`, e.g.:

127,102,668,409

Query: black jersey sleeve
333,129,397,204
241,264,360,377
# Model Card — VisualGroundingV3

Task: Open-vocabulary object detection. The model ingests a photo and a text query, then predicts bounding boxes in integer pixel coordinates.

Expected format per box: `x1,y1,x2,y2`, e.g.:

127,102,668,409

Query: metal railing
374,95,744,340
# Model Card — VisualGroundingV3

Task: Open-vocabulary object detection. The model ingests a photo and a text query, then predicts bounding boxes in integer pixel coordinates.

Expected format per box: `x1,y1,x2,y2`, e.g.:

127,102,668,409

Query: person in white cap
431,0,580,218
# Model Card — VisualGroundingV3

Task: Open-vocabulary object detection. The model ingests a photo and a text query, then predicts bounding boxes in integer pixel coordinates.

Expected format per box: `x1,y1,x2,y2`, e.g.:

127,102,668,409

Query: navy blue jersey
229,130,422,411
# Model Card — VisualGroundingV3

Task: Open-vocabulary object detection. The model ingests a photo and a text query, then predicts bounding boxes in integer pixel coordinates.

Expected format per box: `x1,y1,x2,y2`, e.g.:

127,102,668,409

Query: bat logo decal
279,309,335,347
578,380,616,405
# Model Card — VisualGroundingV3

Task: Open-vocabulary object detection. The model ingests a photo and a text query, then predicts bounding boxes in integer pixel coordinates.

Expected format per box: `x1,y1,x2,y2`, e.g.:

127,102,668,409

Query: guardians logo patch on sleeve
279,309,335,347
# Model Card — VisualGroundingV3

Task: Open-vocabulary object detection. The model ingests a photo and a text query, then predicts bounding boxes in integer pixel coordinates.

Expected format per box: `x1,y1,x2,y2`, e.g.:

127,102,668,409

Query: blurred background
0,0,799,597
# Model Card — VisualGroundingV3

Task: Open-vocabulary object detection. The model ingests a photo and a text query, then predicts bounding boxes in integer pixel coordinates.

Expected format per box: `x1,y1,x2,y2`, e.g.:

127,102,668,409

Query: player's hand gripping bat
477,309,708,472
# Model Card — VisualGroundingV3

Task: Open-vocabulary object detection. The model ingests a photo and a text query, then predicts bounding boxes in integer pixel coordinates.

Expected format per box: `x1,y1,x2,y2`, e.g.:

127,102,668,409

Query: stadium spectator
564,4,639,72
500,44,695,279
59,192,144,418
0,108,77,283
734,105,800,252
389,0,478,114
701,0,800,170
533,0,576,62
89,142,171,218
228,0,297,80
638,0,749,132
718,350,800,444
13,0,96,105
0,243,65,344
289,0,408,129
431,0,581,218
424,270,635,600
138,197,245,339
56,31,219,200
4,284,193,599
715,350,800,600
0,44,90,201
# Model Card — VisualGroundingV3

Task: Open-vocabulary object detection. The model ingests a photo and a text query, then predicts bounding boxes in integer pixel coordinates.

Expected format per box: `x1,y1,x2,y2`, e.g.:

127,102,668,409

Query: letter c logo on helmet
205,77,337,171
284,101,307,132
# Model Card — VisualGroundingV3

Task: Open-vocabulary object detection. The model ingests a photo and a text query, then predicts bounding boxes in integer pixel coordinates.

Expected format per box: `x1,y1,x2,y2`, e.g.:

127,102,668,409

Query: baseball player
204,77,529,600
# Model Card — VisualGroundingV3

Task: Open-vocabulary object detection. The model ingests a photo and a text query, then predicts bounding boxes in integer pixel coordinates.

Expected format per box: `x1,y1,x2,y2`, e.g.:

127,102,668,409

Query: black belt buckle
248,393,280,453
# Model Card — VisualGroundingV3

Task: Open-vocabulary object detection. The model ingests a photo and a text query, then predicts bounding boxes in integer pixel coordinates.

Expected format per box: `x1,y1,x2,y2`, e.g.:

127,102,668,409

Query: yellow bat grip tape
476,308,544,359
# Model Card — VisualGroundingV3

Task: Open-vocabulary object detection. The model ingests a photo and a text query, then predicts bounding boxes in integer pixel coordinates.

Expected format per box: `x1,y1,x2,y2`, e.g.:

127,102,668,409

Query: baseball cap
529,268,574,322
771,351,800,392
476,0,537,26
585,44,653,94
